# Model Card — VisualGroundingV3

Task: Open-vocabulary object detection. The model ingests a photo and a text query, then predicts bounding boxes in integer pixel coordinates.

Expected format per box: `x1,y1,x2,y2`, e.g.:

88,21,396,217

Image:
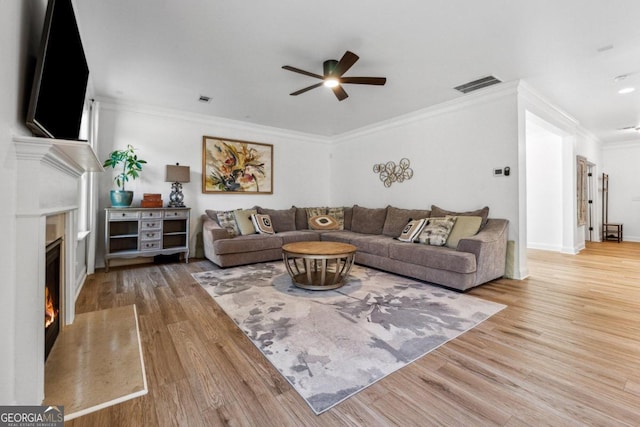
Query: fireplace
45,238,62,360
11,135,102,404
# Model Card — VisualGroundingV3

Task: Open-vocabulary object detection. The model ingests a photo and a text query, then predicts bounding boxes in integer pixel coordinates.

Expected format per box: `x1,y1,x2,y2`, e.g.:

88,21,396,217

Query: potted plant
103,144,147,207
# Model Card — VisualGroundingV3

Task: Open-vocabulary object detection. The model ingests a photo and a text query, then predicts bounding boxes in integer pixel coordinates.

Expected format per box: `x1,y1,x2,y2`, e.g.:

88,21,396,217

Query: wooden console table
104,207,190,271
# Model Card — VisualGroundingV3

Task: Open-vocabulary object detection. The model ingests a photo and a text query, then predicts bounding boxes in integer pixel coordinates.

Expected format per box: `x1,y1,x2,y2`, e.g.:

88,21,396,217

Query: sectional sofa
202,205,508,291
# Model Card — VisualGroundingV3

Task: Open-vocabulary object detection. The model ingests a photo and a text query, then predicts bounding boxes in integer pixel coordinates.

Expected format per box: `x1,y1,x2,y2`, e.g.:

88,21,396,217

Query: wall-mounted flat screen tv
26,0,89,140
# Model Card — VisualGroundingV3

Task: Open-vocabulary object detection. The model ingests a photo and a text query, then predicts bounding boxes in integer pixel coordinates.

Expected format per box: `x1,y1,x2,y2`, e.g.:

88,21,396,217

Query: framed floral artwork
202,136,273,194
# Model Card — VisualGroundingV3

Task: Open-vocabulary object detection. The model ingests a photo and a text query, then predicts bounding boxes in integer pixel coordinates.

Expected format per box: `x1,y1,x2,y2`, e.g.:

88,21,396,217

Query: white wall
526,122,563,251
331,83,522,277
1,0,49,405
517,82,602,266
95,102,331,267
602,141,640,241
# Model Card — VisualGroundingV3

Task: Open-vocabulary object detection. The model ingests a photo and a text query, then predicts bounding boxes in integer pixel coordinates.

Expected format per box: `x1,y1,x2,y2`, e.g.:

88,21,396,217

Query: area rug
192,262,505,414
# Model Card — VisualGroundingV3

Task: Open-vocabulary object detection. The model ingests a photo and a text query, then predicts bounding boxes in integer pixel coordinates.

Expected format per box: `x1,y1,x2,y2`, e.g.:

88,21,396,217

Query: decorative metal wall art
373,158,413,187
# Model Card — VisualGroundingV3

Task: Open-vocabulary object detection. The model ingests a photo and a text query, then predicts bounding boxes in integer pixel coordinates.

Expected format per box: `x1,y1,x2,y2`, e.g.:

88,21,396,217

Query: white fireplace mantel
12,135,102,404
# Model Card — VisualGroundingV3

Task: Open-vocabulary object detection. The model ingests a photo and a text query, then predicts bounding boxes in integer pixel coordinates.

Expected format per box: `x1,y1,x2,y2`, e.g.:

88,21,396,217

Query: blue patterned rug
192,262,505,414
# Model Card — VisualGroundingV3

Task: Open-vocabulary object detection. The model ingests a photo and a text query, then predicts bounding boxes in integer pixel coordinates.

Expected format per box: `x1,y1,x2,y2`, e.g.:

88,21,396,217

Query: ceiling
74,0,640,142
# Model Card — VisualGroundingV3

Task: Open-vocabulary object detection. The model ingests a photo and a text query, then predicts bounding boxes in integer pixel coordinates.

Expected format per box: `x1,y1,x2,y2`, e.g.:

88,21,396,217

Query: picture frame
576,155,587,226
202,136,273,194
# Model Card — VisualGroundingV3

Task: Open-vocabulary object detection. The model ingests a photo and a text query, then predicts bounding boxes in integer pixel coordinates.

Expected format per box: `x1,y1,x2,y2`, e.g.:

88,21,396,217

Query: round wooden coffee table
282,241,357,290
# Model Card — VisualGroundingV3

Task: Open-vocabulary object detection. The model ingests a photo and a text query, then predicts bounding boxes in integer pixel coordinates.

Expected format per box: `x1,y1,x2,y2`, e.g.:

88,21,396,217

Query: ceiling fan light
324,78,339,88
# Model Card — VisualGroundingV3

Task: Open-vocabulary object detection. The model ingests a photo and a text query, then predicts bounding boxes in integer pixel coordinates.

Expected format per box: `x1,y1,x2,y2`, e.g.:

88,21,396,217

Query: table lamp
165,163,190,207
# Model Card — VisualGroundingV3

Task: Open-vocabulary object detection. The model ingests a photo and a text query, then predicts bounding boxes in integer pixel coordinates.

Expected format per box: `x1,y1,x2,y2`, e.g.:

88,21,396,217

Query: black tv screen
27,0,89,140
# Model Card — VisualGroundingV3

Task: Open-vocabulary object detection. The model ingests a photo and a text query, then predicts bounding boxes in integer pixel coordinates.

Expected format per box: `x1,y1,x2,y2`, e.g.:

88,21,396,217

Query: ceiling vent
454,76,502,94
198,95,212,103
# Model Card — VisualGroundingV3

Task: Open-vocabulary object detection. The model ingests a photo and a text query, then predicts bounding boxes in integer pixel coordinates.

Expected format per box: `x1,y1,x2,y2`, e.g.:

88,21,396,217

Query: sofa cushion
397,218,427,242
256,207,296,232
389,242,477,274
351,205,387,235
278,230,321,244
349,234,394,257
382,206,431,237
342,206,353,230
445,216,483,248
320,230,356,244
431,205,489,228
293,206,308,230
213,234,282,255
234,209,257,235
205,209,219,222
417,216,456,246
251,214,275,234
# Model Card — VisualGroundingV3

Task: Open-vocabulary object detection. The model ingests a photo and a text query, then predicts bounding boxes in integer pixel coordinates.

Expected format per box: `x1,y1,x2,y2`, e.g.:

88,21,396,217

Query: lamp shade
165,164,190,183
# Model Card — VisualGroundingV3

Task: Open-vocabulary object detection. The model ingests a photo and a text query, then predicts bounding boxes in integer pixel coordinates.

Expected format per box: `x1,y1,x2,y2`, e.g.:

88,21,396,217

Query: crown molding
333,81,520,144
96,98,332,146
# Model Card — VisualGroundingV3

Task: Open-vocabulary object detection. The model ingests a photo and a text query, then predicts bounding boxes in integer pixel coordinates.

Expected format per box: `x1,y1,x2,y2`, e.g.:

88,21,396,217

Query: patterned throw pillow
308,215,340,230
251,214,275,234
306,207,326,227
397,218,427,242
327,207,345,230
417,216,457,246
216,210,240,237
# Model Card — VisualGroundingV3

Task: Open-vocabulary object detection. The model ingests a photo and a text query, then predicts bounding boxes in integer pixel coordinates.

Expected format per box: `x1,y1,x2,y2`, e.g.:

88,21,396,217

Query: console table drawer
140,241,161,251
140,231,161,241
164,210,189,219
109,211,140,220
141,220,162,231
141,210,163,219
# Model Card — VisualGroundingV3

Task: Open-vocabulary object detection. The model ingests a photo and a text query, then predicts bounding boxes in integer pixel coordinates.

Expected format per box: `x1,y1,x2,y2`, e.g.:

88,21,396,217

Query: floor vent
454,75,502,94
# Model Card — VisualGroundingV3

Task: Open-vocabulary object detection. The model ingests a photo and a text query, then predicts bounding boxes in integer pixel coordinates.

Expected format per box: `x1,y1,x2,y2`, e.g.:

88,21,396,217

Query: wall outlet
493,168,504,176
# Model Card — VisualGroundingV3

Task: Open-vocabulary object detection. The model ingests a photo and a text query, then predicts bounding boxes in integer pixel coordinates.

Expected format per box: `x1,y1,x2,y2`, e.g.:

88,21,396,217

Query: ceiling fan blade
341,77,387,86
290,82,324,96
332,51,359,76
332,85,349,101
282,65,324,80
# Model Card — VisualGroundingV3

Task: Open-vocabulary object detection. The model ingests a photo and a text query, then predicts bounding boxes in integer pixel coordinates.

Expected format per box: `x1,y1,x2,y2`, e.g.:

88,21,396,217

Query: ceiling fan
282,51,386,101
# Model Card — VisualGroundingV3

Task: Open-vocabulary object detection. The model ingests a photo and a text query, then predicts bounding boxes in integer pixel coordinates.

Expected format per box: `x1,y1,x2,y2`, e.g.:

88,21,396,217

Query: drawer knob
122,213,125,217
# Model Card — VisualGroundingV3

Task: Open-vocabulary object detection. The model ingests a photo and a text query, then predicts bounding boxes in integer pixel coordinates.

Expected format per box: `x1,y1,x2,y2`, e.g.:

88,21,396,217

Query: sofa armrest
202,215,231,260
457,218,508,286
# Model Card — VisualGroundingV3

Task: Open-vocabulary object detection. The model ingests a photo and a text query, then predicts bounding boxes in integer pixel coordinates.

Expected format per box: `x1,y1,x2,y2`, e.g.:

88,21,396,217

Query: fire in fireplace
45,238,62,360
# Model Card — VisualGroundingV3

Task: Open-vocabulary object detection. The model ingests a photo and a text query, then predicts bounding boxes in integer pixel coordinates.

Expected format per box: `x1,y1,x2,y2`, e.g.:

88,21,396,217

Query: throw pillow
445,216,483,249
417,216,457,246
327,207,345,230
251,214,275,234
308,215,340,230
216,210,240,237
431,205,489,228
305,207,327,228
233,209,257,235
397,218,427,242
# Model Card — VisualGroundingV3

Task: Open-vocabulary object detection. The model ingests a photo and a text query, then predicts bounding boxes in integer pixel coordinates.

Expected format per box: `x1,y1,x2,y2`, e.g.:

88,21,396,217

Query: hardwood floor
68,242,640,426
